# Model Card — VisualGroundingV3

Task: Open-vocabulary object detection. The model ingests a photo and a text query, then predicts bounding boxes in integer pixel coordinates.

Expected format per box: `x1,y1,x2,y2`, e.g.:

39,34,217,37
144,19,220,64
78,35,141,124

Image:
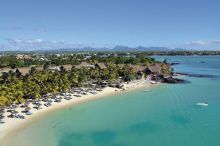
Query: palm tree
69,71,79,86
90,67,99,80
60,65,66,74
15,69,22,78
2,72,9,83
29,66,36,76
43,62,50,71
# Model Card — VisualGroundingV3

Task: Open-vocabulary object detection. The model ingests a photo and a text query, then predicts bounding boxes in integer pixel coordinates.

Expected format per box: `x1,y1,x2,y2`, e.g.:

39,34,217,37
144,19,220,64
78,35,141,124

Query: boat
196,102,208,107
143,90,149,92
150,80,157,84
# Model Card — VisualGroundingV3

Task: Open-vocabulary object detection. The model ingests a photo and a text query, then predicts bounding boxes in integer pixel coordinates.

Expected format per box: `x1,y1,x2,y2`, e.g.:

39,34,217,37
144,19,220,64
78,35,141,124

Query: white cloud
211,40,220,44
1,26,49,33
0,26,24,31
185,39,220,46
32,28,48,33
170,39,220,50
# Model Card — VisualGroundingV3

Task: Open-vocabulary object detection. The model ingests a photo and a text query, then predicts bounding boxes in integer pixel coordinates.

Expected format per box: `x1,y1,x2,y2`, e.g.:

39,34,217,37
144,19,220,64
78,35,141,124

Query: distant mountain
32,45,185,52
111,45,131,51
0,45,189,53
172,48,189,51
112,45,181,51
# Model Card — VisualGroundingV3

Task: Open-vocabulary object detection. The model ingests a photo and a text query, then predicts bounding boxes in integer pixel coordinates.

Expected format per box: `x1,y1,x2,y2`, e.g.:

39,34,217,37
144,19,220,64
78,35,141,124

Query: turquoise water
5,56,220,146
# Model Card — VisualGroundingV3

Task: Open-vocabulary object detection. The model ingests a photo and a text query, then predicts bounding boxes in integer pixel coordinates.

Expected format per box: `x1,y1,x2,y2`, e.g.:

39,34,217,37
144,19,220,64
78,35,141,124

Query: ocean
4,56,220,146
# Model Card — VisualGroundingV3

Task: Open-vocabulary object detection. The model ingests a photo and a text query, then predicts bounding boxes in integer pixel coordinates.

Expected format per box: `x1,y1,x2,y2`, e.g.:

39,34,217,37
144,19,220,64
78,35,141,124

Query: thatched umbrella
0,109,5,114
25,107,31,111
11,105,18,109
20,104,28,108
7,109,15,113
0,106,4,111
25,101,31,105
11,110,19,114
0,115,5,119
37,103,42,106
0,118,4,123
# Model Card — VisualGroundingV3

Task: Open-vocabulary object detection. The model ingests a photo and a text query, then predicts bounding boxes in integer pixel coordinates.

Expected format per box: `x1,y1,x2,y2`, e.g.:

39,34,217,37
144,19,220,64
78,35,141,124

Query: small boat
196,102,208,107
143,90,149,92
150,80,157,84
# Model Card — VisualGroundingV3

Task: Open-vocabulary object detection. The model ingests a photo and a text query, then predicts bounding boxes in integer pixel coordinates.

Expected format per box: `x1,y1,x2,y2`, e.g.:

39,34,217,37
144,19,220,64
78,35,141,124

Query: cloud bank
0,26,24,31
175,39,220,50
185,40,220,46
1,26,49,33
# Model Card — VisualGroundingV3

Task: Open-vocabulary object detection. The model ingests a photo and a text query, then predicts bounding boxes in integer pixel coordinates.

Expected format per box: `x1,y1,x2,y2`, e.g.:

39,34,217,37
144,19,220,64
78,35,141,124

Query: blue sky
0,0,220,50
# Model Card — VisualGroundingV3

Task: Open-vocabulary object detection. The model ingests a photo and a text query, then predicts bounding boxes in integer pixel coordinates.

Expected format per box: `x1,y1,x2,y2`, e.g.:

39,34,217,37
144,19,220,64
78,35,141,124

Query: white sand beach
0,79,157,145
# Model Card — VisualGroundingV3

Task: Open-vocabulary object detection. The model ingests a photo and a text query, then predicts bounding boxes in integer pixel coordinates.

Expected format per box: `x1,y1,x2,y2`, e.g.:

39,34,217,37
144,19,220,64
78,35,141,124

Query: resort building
144,64,161,75
62,65,73,71
16,54,24,60
48,66,61,72
131,65,147,73
74,62,94,69
95,63,107,70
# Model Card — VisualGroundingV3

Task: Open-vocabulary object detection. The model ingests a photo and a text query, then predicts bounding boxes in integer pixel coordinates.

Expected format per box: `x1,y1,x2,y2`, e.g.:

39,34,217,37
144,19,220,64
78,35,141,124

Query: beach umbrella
25,101,30,105
0,110,5,114
0,107,4,111
11,110,19,114
25,107,31,111
37,103,42,106
0,115,5,119
7,109,14,113
8,113,16,118
0,120,5,123
21,104,28,108
35,98,42,103
12,105,18,109
12,102,19,108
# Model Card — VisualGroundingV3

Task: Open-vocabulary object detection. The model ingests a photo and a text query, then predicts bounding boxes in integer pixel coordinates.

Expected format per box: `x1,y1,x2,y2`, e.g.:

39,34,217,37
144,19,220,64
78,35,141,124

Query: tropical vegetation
0,55,171,108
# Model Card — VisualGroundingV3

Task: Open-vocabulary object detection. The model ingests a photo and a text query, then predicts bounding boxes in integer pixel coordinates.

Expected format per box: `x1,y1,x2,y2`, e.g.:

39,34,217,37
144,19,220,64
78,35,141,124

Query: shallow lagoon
5,56,220,146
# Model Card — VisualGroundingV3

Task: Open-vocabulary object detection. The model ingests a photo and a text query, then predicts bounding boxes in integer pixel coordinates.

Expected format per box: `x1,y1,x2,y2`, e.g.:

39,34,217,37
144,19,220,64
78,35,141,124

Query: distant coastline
1,47,220,56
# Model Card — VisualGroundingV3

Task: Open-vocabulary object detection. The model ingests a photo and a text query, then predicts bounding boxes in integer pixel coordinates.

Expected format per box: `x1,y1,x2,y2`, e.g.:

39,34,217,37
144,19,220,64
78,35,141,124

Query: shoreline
0,79,158,145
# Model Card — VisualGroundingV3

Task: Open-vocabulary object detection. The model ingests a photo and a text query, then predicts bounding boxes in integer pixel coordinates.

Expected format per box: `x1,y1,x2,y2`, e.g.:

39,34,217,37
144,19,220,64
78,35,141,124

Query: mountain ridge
0,45,190,53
